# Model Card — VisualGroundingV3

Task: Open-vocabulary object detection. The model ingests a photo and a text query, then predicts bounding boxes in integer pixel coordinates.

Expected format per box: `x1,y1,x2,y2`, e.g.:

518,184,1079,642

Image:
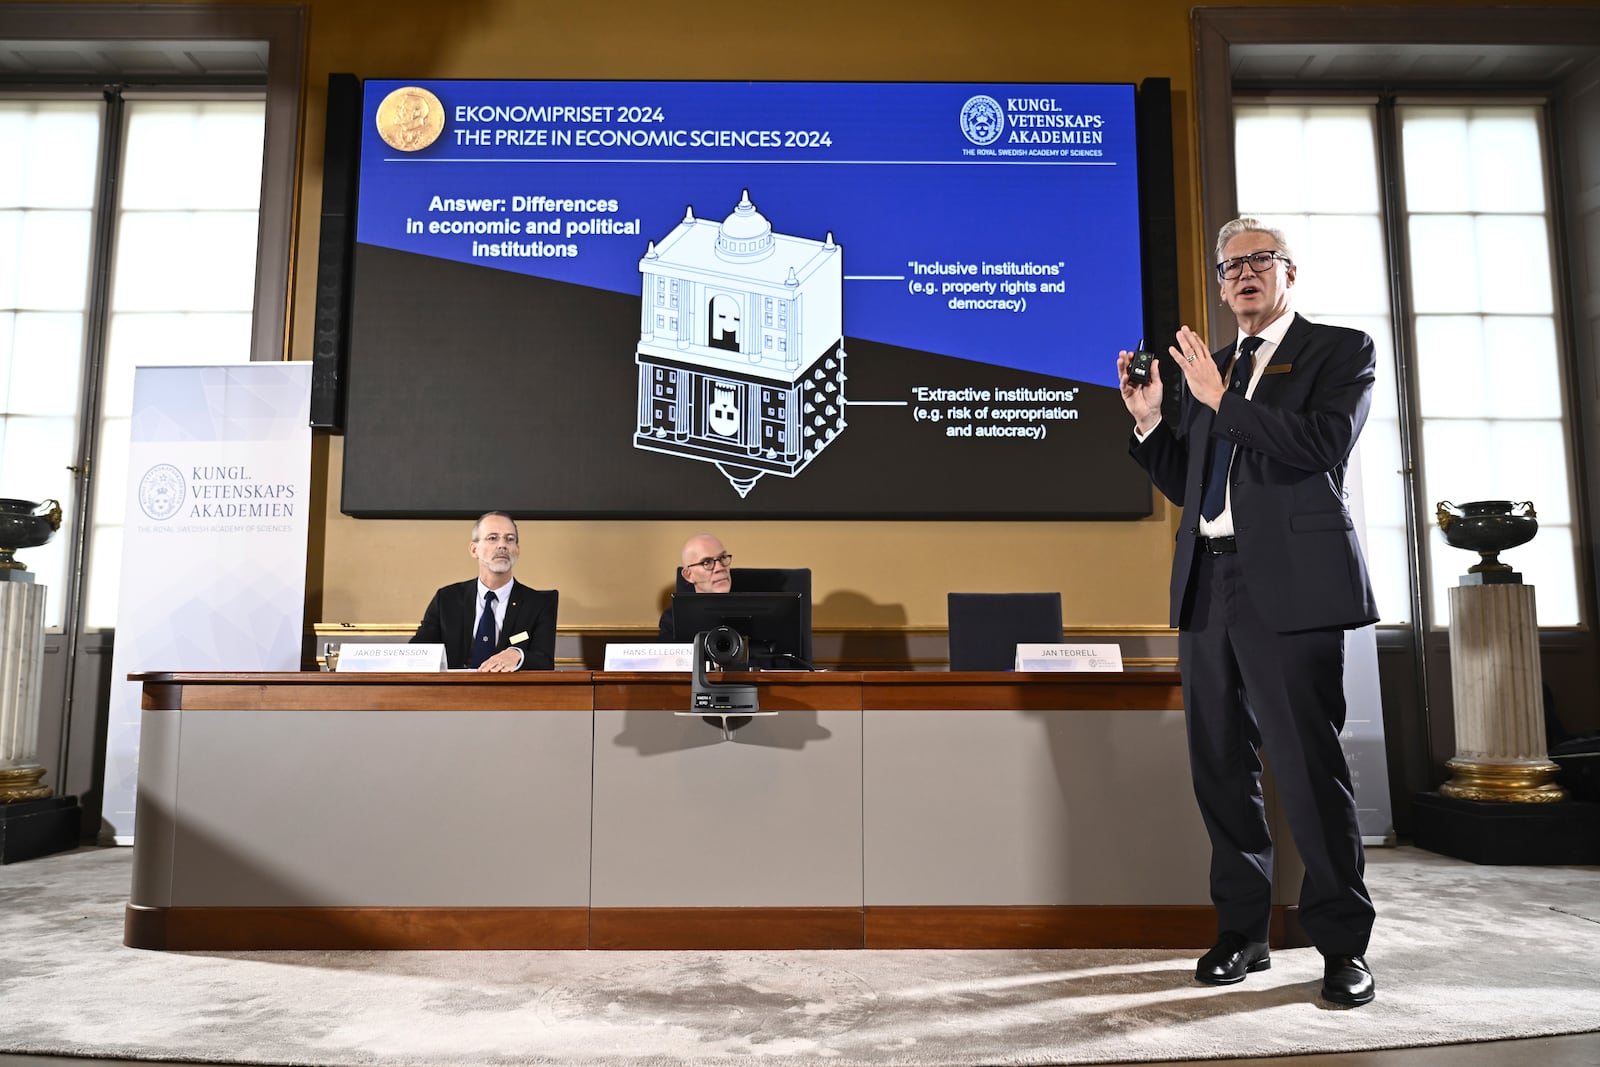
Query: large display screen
341,79,1158,518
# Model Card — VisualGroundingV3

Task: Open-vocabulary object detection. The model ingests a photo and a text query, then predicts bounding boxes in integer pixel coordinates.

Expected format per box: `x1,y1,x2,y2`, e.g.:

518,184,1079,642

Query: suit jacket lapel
1191,344,1235,439
1186,347,1233,502
1218,343,1239,384
1245,313,1310,406
449,580,476,665
1263,312,1309,370
501,581,534,647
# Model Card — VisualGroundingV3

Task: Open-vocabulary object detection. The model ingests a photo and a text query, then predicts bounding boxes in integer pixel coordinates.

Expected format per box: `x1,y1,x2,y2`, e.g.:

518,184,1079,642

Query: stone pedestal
1441,582,1563,802
1412,792,1600,865
0,579,51,802
0,795,81,864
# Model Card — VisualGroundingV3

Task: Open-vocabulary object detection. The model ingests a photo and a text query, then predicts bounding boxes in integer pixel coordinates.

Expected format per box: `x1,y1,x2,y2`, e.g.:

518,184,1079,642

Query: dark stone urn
0,498,62,580
1435,500,1537,582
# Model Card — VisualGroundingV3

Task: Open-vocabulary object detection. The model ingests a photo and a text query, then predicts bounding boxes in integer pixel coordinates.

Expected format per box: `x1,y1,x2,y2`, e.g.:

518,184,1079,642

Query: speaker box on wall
311,72,361,432
1134,78,1183,426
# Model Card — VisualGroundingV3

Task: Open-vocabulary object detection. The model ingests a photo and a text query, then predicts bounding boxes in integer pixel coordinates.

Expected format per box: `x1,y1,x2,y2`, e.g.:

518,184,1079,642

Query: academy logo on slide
138,463,186,520
376,86,445,152
959,95,1004,146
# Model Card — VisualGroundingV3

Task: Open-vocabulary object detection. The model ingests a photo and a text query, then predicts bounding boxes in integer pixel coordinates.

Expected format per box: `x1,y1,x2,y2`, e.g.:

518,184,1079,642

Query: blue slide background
355,80,1145,386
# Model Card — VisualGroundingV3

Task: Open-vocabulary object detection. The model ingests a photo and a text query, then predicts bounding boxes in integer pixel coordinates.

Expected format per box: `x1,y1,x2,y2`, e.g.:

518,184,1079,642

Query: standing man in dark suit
1118,218,1379,1007
412,511,558,671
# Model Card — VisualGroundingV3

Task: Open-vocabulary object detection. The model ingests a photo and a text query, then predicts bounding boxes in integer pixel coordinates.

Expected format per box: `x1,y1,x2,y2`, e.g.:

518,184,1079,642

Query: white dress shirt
473,579,523,668
1197,309,1294,537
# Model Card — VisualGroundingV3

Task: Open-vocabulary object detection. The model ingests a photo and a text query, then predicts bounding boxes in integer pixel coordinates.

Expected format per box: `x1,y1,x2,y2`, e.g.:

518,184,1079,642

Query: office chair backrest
673,567,813,663
947,592,1063,671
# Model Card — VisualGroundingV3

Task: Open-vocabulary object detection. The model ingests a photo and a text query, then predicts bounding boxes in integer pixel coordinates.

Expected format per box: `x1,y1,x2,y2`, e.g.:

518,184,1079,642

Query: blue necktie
469,590,498,668
1199,336,1264,521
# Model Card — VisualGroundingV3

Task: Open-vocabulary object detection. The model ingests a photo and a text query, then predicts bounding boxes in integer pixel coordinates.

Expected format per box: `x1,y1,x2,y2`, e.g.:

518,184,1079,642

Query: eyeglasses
476,533,517,545
1216,250,1291,280
687,552,733,572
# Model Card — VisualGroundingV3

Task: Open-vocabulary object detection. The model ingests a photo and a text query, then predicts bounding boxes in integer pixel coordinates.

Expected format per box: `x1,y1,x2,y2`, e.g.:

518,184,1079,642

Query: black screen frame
332,77,1181,521
671,591,811,669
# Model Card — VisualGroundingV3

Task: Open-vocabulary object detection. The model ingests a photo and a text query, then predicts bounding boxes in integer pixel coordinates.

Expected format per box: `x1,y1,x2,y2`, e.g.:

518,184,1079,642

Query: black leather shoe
1321,955,1375,1006
1195,933,1271,985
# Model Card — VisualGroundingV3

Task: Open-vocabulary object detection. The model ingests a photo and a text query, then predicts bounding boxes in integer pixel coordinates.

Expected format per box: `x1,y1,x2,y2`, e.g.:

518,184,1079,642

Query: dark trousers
1179,548,1374,957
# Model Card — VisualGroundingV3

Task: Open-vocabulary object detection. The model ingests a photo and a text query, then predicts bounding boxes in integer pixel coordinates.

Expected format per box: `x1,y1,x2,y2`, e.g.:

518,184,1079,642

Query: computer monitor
671,591,811,669
947,592,1064,671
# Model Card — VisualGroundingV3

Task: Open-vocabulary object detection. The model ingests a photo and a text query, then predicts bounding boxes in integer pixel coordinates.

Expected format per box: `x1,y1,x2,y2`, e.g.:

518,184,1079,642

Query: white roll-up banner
101,364,311,844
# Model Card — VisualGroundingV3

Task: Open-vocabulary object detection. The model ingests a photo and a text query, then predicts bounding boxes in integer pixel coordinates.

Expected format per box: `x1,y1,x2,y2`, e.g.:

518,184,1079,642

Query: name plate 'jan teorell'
1014,643,1123,672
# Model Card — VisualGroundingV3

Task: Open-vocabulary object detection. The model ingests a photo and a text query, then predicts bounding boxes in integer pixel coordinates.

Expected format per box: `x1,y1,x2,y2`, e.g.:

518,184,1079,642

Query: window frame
0,4,302,632
1230,91,1583,631
1195,8,1600,644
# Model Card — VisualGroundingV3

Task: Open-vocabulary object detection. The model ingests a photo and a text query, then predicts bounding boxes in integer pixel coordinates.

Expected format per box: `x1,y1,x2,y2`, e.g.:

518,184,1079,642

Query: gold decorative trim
811,624,1180,636
314,622,1600,638
313,623,417,637
1439,758,1566,804
313,623,1179,671
0,765,52,802
315,622,1180,637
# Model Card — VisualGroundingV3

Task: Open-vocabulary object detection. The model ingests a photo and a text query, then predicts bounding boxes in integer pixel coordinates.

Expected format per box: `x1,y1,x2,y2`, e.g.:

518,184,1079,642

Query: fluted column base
0,765,50,802
1445,583,1562,804
1439,757,1565,803
1,582,50,802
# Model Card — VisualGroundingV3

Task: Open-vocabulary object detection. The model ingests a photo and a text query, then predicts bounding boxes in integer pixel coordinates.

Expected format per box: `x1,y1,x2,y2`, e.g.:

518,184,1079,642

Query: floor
3,1032,1599,1067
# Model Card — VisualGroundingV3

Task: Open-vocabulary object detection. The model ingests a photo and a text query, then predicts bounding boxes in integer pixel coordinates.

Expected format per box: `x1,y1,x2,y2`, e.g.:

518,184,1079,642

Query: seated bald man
657,533,732,640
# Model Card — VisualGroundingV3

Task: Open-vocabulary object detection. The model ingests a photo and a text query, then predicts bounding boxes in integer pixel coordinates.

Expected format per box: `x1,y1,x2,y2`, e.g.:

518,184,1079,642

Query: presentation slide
342,79,1155,518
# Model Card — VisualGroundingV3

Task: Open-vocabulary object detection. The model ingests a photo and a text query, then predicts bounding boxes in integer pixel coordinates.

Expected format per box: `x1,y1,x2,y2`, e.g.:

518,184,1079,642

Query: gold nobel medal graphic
377,86,444,152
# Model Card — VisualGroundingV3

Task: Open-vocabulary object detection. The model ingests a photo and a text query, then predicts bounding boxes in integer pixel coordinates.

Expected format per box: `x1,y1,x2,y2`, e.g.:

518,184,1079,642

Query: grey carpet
1,847,1597,1066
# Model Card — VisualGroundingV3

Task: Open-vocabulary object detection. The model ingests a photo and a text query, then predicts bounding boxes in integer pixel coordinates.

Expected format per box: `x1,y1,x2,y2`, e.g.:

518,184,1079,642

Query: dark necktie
469,590,498,668
1199,336,1264,521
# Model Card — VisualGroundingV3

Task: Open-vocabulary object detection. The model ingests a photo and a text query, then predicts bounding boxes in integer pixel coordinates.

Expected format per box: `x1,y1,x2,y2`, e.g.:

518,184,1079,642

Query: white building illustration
634,190,845,497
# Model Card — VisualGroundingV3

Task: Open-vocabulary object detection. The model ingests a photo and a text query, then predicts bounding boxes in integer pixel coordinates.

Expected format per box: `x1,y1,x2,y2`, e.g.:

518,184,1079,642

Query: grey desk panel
166,708,592,907
591,707,863,907
863,706,1211,905
129,709,183,907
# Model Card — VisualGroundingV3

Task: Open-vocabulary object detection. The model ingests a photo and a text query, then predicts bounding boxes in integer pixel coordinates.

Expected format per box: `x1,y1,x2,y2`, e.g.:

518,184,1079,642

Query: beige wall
316,429,1178,629
288,0,1585,632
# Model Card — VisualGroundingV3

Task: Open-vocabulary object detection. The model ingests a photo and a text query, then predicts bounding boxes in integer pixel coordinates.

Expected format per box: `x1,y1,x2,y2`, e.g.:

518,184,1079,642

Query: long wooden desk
126,671,1305,951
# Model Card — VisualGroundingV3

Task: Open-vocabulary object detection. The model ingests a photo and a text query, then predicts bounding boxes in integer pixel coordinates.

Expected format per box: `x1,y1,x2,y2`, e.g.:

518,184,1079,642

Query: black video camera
690,625,758,737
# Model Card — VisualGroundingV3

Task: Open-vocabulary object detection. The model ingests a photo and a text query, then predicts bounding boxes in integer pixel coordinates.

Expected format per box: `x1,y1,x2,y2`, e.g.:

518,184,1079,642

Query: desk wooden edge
125,904,1308,952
